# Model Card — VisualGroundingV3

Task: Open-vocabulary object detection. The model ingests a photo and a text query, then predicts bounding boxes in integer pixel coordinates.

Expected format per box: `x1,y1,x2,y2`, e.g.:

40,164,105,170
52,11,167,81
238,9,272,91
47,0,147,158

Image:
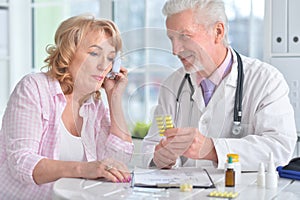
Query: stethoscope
175,50,244,135
175,73,195,127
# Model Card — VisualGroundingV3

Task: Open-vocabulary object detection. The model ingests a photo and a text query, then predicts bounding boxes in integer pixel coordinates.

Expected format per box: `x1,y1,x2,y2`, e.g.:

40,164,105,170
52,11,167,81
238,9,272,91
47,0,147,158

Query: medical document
133,167,215,188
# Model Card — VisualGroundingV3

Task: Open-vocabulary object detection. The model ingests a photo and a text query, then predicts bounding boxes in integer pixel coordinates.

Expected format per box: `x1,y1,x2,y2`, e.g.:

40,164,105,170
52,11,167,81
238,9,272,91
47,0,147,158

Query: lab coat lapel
193,86,206,113
197,82,226,136
190,73,206,113
198,53,238,137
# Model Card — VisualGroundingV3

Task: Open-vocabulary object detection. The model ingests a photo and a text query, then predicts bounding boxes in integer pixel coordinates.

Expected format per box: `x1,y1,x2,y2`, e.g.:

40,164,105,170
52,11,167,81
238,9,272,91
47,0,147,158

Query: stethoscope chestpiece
232,121,242,135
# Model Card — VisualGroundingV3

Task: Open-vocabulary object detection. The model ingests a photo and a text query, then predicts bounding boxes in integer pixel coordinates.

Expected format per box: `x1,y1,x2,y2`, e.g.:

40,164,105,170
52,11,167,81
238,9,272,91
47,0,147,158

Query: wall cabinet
264,0,300,156
270,0,300,54
265,0,300,131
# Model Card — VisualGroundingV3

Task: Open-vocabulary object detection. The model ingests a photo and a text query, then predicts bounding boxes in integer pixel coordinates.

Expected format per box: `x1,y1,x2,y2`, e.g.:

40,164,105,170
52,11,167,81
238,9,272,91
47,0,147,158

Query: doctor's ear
214,22,224,43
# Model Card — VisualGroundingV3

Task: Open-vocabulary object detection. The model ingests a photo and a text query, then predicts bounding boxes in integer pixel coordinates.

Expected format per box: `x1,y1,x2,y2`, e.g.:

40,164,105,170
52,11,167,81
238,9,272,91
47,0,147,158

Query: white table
52,168,300,200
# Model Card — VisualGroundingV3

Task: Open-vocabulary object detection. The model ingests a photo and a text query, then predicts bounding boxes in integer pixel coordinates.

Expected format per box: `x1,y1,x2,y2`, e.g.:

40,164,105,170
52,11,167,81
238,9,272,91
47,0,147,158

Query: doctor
142,0,297,171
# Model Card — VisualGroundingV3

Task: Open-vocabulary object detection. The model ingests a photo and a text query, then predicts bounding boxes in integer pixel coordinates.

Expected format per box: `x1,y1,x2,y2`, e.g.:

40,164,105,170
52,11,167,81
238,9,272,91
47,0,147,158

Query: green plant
132,121,151,139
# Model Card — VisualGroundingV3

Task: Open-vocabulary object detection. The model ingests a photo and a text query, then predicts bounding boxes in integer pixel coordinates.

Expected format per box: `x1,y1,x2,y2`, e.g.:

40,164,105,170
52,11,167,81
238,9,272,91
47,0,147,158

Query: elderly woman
0,15,133,199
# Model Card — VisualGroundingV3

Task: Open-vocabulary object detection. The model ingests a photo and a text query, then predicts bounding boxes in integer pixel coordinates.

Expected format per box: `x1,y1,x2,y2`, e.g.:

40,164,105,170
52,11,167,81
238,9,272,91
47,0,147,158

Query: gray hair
162,0,229,46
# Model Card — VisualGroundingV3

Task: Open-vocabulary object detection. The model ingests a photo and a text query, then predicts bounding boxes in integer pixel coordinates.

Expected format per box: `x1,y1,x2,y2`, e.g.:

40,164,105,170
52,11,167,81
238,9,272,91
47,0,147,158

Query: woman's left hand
103,66,128,96
79,158,131,183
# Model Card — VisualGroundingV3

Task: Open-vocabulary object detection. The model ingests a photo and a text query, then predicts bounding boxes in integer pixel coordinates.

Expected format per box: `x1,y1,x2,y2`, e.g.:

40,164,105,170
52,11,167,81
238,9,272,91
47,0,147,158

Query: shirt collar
195,48,232,86
82,93,100,106
47,74,65,98
209,48,233,86
79,94,101,117
47,73,100,108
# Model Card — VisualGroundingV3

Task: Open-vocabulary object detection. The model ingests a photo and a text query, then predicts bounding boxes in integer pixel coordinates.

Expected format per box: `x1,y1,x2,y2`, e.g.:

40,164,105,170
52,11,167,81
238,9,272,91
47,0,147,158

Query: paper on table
133,167,214,188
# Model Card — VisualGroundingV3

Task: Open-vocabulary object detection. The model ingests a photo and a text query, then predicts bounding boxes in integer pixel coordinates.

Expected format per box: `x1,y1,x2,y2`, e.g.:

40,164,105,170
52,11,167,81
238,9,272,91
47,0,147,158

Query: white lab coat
142,47,297,171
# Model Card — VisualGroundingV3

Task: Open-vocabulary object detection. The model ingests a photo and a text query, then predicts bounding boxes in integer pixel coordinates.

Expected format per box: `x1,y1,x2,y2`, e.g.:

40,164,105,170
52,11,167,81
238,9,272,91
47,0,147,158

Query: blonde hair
43,15,122,95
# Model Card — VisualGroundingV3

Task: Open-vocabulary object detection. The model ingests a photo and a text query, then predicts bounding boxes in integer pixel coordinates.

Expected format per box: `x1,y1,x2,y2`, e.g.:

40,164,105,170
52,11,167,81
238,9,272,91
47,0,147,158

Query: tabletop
52,168,300,200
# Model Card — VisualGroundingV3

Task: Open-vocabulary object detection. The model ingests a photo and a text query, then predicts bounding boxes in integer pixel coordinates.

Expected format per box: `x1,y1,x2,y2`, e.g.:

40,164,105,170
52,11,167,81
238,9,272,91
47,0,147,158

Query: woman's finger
103,169,119,182
106,167,128,182
100,159,130,182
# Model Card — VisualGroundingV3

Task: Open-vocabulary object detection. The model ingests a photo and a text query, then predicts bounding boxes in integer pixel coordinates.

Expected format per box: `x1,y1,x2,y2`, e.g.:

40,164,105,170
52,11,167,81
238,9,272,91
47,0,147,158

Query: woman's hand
102,66,132,143
80,158,131,183
103,66,128,97
33,158,131,185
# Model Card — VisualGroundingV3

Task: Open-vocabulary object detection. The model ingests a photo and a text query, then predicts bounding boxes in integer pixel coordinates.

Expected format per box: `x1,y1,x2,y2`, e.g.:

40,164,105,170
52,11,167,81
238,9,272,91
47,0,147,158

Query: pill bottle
266,152,278,189
225,156,235,187
257,162,265,187
226,154,241,184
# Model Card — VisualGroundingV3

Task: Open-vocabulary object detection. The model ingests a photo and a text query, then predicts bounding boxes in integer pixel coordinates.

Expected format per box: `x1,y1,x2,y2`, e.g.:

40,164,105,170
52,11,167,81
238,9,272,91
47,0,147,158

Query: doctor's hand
153,138,178,169
163,128,218,162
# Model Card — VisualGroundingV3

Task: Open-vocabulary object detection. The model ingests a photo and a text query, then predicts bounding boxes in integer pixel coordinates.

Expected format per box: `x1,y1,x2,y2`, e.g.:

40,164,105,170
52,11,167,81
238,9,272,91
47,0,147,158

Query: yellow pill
180,183,192,192
212,192,218,196
232,193,238,198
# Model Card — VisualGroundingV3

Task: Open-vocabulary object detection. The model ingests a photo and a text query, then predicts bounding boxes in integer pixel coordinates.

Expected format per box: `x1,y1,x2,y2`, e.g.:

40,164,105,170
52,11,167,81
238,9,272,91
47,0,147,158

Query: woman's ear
214,22,225,44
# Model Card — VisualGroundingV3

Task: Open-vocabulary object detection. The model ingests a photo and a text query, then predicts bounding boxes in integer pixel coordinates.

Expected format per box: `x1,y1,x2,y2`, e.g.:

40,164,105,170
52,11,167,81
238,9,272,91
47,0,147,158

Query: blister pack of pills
208,190,239,198
155,115,174,136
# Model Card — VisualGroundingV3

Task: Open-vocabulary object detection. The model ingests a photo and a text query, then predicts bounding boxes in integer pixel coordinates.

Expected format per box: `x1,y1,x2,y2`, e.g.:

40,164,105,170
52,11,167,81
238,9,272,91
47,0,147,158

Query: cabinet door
271,0,288,53
288,0,300,53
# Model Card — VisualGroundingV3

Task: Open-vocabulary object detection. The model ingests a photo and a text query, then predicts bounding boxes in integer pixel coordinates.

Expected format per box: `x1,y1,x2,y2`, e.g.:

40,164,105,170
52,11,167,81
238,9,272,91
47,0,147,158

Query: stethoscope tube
176,74,193,102
232,50,244,135
175,74,194,126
